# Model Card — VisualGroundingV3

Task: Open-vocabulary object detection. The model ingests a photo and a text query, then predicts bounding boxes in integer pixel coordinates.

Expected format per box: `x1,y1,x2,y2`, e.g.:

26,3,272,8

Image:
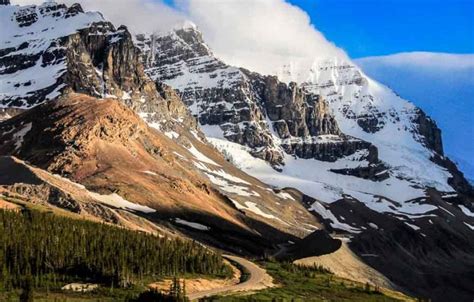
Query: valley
0,1,472,301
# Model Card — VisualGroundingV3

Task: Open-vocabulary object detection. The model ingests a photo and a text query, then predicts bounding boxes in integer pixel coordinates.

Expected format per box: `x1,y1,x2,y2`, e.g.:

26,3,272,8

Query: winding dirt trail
188,255,273,300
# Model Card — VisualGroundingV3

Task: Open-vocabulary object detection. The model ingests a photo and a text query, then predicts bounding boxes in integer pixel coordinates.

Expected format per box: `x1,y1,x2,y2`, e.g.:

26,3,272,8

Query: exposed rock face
412,108,443,155
62,22,197,130
256,76,341,138
246,72,379,163
137,28,379,169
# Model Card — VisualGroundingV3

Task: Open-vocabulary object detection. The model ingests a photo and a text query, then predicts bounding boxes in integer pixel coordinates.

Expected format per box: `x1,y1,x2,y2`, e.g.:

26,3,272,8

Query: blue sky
286,0,474,58
162,0,473,58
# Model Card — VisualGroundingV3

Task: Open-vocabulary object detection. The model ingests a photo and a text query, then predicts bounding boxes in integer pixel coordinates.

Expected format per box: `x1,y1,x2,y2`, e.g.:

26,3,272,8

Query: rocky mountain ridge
136,28,384,177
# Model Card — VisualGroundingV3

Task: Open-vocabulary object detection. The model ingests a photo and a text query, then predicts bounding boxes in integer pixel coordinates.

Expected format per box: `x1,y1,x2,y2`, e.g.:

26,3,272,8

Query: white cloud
181,0,347,76
357,52,474,70
11,0,347,76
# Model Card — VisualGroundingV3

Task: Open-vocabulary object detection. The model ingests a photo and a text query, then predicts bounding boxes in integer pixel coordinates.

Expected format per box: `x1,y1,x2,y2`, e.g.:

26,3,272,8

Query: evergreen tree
19,275,34,302
365,282,371,292
0,209,232,291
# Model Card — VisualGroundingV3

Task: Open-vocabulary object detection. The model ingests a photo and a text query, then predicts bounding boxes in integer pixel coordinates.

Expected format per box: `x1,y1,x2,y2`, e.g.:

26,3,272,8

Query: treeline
0,209,232,290
281,262,333,276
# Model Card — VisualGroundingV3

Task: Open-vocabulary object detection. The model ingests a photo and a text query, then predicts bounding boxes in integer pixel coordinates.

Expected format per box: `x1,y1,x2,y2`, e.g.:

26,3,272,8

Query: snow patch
405,222,421,231
277,192,295,201
459,205,474,218
53,174,86,190
463,222,474,231
187,144,220,166
368,222,379,229
164,131,179,139
143,170,158,176
243,201,280,220
89,192,156,213
174,218,210,231
310,202,360,233
13,122,32,150
231,199,281,221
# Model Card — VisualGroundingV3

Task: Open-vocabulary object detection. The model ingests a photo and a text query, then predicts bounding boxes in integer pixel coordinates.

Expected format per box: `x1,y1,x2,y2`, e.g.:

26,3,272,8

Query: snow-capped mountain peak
136,25,472,214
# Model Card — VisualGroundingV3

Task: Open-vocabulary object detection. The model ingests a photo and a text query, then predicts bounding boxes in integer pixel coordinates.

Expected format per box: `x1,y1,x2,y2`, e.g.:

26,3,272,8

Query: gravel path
188,255,273,300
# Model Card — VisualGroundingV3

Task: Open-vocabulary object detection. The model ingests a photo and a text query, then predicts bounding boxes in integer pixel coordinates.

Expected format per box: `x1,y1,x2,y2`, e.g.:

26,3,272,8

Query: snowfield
207,137,444,218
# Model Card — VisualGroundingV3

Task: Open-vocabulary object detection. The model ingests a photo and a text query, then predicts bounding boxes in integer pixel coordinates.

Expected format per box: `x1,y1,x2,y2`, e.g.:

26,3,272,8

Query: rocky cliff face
246,72,379,163
136,27,381,171
412,108,443,155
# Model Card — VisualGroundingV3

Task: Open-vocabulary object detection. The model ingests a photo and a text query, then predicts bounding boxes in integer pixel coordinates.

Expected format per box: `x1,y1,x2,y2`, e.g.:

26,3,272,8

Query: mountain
135,27,382,172
136,25,474,300
138,26,472,206
356,52,474,181
1,1,474,301
0,2,320,256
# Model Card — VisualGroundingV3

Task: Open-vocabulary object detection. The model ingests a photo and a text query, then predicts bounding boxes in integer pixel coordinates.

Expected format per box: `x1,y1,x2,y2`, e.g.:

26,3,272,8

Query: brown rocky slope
0,93,318,255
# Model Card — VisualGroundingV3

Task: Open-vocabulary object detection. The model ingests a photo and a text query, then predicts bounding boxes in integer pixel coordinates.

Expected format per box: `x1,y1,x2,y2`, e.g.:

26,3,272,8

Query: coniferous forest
0,209,232,292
